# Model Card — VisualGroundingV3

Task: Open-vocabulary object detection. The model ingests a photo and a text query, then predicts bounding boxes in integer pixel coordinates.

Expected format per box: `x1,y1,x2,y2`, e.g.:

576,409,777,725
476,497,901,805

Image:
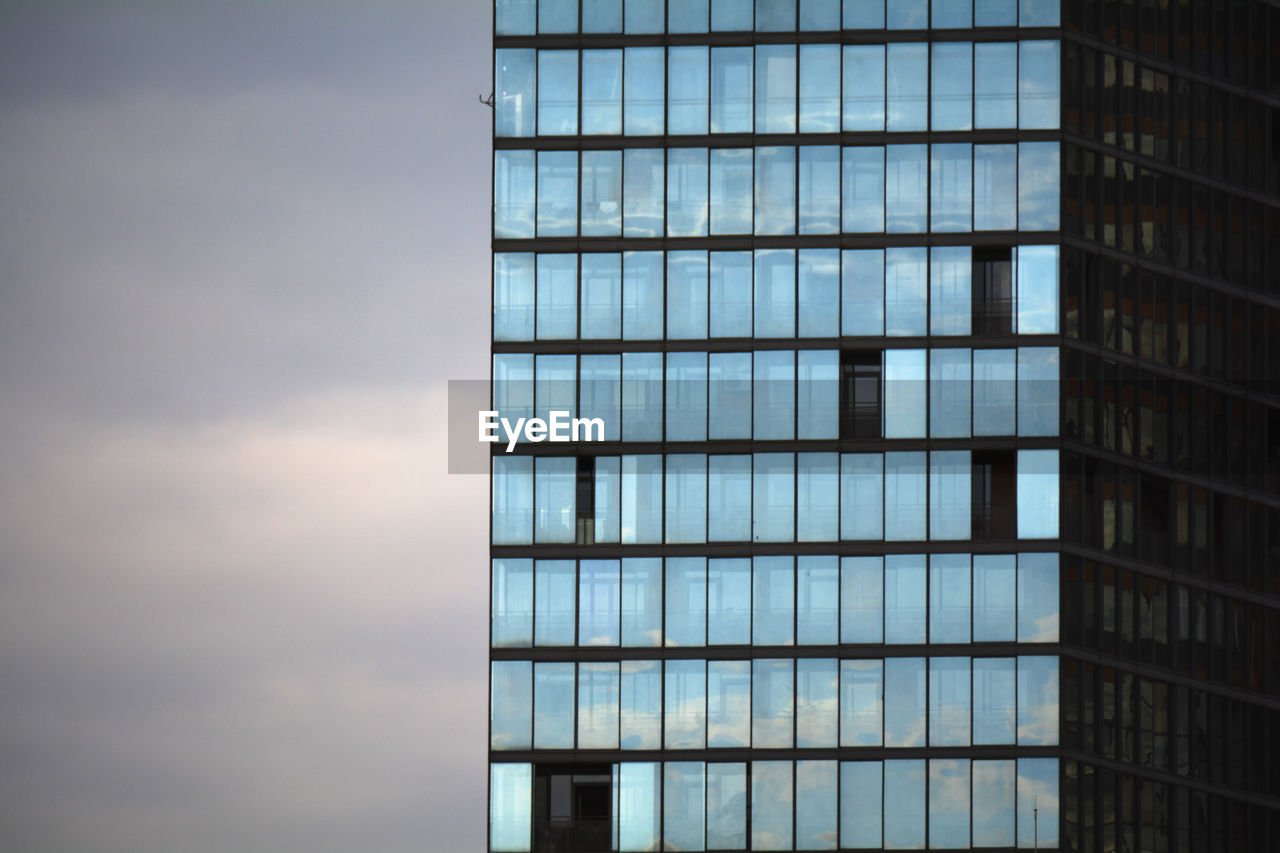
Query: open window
533,764,612,853
972,450,1016,539
575,456,594,545
972,247,1013,335
840,351,882,439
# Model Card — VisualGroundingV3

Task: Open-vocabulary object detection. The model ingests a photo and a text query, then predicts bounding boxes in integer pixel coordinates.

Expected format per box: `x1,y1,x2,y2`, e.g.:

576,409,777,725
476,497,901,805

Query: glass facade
490,1,1280,851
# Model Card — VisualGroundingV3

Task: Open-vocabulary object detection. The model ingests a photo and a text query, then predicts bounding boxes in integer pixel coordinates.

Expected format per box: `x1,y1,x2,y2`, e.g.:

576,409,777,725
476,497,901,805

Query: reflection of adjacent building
488,1,1279,851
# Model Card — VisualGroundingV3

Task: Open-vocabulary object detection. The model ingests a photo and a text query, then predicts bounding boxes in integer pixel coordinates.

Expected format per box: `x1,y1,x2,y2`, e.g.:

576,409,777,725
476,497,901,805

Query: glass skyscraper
488,1,1278,850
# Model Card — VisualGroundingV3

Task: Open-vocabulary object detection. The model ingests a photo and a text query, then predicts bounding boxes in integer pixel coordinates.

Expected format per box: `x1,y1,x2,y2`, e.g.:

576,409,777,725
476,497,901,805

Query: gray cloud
0,2,492,851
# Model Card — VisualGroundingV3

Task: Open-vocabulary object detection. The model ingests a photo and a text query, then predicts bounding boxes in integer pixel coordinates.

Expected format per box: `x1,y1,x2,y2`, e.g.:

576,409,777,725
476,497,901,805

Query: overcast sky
0,3,491,850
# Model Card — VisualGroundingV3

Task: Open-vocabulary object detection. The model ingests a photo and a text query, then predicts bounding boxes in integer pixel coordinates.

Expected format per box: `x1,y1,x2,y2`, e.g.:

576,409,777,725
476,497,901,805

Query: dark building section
1058,2,1280,849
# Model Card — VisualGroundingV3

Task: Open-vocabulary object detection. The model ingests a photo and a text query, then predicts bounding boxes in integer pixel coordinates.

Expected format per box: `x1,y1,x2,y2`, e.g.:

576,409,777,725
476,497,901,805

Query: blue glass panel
708,252,752,338
492,454,533,545
839,660,883,746
882,760,926,849
1017,552,1060,642
931,42,972,130
930,348,972,439
753,350,796,438
884,247,927,336
1017,656,1059,745
842,0,884,28
534,353,575,431
491,661,532,749
494,149,535,239
579,559,621,645
884,454,927,541
670,0,710,32
796,556,839,643
533,661,575,747
1017,346,1059,436
930,142,973,233
495,0,535,35
669,47,710,135
536,150,578,236
621,557,662,646
708,558,752,644
665,557,708,647
929,759,971,848
577,661,620,748
708,353,752,439
665,659,708,748
753,555,795,645
624,47,665,135
884,554,927,641
665,453,708,542
623,150,664,238
582,0,622,31
886,43,927,130
580,253,622,339
667,147,709,237
975,0,1016,25
1018,0,1060,26
495,49,535,137
839,762,882,848
621,452,663,540
710,47,753,132
752,660,795,747
621,662,663,749
492,558,534,647
839,454,883,541
709,148,753,234
707,660,751,745
972,656,1016,744
798,45,839,132
929,553,971,643
841,146,885,233
622,251,663,339
886,0,927,28
795,760,838,848
1018,142,1060,231
535,254,576,340
840,556,883,643
932,0,972,27
754,249,796,338
538,0,576,32
494,253,535,341
1015,244,1059,333
973,348,1016,435
973,554,1017,641
1019,40,1060,129
537,50,578,135
667,250,709,339
841,249,885,336
618,761,661,846
796,452,839,539
973,760,1016,847
663,763,706,850
974,42,1017,128
582,50,623,134
800,0,840,29
974,143,1018,230
1017,758,1060,847
708,455,752,540
929,450,972,540
625,0,664,32
842,45,885,131
490,763,533,851
753,453,795,542
930,246,972,336
706,764,747,847
755,147,797,235
798,147,840,235
751,761,794,850
885,143,928,233
883,349,927,438
534,559,576,645
1017,449,1058,538
593,455,621,537
797,350,839,439
712,0,753,30
581,150,622,236
756,0,797,30
797,249,840,335
928,658,971,746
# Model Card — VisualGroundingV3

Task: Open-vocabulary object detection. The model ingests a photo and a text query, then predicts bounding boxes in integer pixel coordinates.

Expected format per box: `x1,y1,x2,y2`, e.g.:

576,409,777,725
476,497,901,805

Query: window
973,247,1014,335
972,451,1017,540
840,351,882,439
